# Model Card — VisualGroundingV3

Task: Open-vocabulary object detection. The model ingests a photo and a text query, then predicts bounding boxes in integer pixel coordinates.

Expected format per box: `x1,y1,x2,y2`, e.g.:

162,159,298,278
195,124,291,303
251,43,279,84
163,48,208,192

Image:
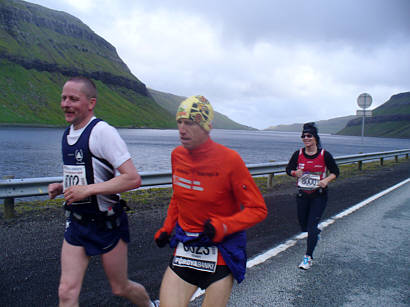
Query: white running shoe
152,299,160,307
299,255,312,270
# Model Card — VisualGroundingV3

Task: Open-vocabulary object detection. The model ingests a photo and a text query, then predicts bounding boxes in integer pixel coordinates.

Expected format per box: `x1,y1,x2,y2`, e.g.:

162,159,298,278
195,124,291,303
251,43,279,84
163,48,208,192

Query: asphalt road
0,160,409,306
192,178,410,306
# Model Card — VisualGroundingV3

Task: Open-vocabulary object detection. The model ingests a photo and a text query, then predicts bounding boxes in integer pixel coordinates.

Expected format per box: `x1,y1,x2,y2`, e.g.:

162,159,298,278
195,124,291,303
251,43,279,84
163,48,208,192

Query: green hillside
0,0,139,82
148,88,255,130
0,0,250,130
0,0,175,128
337,92,410,138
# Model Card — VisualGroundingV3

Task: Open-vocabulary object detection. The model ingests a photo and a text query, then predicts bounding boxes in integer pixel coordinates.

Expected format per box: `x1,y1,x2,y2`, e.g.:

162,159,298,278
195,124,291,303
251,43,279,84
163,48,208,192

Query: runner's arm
155,153,179,239
209,155,268,242
324,151,339,177
286,150,299,176
154,194,179,239
318,151,339,188
63,159,140,205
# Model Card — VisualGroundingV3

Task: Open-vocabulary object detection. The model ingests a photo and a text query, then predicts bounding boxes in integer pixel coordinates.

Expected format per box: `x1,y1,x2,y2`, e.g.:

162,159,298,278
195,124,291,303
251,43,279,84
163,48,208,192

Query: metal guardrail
1,149,409,218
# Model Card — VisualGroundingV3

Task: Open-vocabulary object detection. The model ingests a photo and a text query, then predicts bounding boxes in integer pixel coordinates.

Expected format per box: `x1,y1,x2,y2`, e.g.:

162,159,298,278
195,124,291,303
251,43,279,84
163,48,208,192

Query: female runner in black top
286,122,339,270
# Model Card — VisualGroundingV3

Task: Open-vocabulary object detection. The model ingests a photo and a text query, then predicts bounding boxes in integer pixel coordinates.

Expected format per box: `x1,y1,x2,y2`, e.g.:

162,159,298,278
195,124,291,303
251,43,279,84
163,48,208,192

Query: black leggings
296,191,328,257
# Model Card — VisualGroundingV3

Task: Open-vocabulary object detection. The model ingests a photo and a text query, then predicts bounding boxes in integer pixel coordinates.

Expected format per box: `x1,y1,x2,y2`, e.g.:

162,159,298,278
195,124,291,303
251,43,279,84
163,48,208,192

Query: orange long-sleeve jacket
155,138,267,243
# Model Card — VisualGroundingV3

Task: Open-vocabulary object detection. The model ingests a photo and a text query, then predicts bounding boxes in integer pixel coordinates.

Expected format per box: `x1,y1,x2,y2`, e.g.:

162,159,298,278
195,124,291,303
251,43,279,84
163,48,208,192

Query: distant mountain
337,92,410,138
264,115,356,134
148,88,255,130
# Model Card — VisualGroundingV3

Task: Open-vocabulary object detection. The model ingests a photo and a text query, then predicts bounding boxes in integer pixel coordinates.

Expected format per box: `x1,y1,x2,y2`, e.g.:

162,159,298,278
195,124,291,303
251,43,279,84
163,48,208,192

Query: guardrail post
3,197,15,219
358,161,362,171
395,155,398,163
2,175,15,218
380,157,384,166
267,174,274,188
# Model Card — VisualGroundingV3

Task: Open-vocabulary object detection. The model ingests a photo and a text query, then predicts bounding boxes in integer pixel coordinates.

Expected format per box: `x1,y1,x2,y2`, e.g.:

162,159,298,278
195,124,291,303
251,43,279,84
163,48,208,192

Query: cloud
64,0,93,11
27,0,410,129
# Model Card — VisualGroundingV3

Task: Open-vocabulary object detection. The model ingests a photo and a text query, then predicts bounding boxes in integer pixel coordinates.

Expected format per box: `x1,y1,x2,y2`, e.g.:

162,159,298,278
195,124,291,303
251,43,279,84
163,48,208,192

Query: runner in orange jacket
154,95,267,307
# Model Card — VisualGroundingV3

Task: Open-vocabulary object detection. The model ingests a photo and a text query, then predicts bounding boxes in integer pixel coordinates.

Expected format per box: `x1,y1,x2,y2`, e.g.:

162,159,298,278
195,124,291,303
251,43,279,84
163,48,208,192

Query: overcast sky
28,0,410,129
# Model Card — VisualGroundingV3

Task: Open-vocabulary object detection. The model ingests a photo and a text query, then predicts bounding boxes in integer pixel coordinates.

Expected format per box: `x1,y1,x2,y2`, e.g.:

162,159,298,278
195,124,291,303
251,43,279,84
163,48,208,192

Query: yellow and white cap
176,95,214,131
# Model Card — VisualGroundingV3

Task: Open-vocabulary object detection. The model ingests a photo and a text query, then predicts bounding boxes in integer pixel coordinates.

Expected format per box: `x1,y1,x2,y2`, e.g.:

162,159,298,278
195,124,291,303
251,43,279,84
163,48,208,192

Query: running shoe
152,300,160,307
299,255,312,270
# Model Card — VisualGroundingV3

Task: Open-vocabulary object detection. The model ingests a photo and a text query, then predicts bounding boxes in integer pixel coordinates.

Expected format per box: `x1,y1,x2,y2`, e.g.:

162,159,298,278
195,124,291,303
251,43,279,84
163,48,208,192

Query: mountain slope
337,92,410,138
0,0,141,88
0,0,175,128
0,0,249,130
148,88,255,130
264,115,356,134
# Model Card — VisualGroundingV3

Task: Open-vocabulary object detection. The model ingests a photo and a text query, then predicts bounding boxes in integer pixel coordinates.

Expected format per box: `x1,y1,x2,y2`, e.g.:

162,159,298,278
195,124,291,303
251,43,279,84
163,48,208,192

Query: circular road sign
357,93,372,109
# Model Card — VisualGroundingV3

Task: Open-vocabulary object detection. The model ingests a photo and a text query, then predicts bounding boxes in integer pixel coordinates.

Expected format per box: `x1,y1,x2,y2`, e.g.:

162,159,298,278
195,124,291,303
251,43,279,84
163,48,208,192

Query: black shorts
169,257,231,290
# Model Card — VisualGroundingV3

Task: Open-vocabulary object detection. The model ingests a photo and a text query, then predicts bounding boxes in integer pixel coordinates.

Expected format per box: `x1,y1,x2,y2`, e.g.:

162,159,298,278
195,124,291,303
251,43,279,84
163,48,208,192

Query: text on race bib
298,172,321,190
63,165,87,191
173,242,218,273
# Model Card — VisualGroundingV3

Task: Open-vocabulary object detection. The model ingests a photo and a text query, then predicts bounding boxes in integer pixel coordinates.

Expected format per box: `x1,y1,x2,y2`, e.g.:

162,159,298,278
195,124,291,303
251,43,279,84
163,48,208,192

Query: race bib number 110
63,165,87,191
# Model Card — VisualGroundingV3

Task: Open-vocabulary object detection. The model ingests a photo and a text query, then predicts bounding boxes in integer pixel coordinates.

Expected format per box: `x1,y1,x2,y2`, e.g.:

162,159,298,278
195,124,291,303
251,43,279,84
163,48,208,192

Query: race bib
63,165,87,191
298,172,321,190
173,242,218,273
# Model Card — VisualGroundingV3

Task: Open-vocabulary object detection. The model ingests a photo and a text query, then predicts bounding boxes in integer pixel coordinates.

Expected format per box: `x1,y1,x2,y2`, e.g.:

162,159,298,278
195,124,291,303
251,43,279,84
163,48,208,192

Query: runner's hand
64,185,90,205
318,179,329,188
203,219,216,240
294,169,303,178
48,183,63,199
155,232,170,248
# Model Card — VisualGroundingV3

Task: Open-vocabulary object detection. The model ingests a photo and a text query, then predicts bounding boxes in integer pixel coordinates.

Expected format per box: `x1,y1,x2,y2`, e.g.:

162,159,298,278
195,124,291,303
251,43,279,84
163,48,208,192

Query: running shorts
169,257,231,289
64,211,130,256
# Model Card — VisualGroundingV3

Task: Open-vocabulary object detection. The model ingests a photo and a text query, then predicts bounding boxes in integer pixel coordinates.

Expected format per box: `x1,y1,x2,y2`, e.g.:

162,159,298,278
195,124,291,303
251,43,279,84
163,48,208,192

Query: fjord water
1,127,409,179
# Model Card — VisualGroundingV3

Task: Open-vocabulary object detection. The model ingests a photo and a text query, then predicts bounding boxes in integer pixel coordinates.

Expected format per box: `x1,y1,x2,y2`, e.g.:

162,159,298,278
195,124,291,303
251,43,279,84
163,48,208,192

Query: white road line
247,177,409,268
191,177,410,301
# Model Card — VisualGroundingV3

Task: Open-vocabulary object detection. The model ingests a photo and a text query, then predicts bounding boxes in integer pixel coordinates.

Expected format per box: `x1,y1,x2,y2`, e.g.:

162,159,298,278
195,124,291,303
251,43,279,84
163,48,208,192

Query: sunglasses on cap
301,134,313,139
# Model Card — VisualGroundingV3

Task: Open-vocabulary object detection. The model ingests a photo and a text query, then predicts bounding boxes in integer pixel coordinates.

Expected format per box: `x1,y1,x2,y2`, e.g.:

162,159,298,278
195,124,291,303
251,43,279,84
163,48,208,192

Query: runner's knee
58,281,81,303
307,226,320,236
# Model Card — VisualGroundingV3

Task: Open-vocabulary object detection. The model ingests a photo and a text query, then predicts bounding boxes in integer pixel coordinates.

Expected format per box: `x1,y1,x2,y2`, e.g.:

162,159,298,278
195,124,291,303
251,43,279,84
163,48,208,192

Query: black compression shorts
169,257,231,290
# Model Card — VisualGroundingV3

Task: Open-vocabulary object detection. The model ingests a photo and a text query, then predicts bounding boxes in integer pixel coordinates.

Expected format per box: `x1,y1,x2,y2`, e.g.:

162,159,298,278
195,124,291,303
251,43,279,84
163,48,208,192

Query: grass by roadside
2,157,409,217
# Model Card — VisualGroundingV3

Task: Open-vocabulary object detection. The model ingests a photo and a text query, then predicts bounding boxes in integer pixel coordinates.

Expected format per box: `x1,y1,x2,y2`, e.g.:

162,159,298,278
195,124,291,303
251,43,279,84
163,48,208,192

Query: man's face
61,81,95,129
177,118,209,150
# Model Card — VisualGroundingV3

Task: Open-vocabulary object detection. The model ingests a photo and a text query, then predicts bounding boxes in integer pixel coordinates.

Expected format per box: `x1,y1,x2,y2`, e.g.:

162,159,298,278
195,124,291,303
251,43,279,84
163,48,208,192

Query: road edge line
191,178,409,302
247,177,410,269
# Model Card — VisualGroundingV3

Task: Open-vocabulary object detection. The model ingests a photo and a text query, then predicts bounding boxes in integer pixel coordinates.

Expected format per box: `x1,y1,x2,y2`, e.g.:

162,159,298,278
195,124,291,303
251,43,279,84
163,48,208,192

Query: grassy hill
0,58,177,127
337,92,410,138
0,0,175,128
264,115,356,134
265,92,410,138
0,0,249,130
148,88,255,130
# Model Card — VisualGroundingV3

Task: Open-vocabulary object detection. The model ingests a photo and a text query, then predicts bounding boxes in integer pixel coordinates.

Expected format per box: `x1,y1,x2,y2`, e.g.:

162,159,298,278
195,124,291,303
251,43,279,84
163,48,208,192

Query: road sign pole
361,96,366,143
357,93,372,147
361,108,365,143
